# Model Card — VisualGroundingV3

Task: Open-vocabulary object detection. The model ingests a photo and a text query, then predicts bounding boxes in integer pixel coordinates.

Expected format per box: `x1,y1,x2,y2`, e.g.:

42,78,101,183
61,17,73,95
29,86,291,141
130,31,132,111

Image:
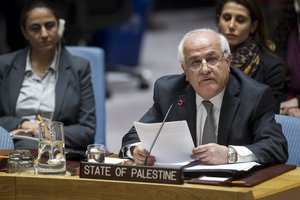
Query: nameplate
79,162,183,184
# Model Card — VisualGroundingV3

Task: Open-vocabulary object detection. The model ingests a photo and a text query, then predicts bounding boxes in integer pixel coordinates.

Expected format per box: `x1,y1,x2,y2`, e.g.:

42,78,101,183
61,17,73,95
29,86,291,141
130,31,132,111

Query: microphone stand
144,102,176,165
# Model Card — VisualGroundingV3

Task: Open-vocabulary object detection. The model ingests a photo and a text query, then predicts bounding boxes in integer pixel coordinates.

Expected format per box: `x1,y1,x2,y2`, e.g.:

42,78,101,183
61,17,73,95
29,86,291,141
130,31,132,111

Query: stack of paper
184,162,261,172
134,120,195,165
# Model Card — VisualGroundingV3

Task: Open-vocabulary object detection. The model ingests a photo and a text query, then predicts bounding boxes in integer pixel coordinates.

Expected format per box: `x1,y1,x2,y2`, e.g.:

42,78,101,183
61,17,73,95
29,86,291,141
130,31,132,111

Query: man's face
182,32,231,100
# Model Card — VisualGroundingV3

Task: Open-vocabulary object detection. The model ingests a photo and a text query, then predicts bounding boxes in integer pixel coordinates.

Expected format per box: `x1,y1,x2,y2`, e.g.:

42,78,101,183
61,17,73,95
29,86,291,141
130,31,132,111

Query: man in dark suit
120,28,288,166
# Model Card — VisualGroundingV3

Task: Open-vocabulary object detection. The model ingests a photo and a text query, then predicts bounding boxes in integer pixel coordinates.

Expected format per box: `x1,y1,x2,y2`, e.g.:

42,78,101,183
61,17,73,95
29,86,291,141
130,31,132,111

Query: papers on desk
134,120,260,178
134,120,195,165
183,161,261,179
184,162,261,172
104,157,128,165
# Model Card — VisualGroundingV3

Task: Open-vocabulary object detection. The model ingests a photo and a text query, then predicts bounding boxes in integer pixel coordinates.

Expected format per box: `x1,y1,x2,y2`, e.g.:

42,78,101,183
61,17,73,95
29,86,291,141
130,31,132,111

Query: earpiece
295,0,300,14
58,19,65,38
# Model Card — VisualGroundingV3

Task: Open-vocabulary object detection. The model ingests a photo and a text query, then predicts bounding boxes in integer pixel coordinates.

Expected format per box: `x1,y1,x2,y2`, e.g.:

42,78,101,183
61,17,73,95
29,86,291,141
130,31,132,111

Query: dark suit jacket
249,48,285,113
0,47,96,152
120,67,288,165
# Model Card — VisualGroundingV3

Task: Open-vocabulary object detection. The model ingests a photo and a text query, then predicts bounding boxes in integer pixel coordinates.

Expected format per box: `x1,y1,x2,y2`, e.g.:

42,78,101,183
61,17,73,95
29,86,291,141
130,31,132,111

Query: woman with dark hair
215,0,285,113
0,0,96,152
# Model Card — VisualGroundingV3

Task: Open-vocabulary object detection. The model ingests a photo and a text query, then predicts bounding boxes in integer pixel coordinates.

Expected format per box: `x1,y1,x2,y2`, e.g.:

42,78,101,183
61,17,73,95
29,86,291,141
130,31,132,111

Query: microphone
144,99,184,165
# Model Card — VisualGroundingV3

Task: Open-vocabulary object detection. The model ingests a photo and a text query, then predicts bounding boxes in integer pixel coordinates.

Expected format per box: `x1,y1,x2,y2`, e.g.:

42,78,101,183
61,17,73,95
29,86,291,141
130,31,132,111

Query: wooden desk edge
1,168,299,200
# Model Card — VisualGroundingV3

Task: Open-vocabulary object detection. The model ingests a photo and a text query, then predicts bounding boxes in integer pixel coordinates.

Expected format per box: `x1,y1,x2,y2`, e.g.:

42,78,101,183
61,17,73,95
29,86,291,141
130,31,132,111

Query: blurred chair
0,126,14,149
66,0,151,95
89,0,152,92
66,46,106,145
72,0,131,37
275,114,300,166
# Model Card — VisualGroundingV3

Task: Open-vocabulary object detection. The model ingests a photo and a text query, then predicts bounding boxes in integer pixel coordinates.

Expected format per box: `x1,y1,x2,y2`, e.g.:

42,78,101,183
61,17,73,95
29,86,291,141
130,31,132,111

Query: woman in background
0,1,96,152
215,0,285,113
277,0,300,118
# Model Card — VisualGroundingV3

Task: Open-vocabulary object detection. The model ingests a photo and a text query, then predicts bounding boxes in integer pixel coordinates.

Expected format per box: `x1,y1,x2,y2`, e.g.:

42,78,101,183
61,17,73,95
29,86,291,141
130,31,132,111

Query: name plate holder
80,161,183,184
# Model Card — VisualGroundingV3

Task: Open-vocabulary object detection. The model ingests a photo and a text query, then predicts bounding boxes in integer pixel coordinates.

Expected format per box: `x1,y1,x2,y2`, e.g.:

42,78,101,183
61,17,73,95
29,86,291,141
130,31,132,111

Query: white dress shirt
15,47,59,120
196,89,257,163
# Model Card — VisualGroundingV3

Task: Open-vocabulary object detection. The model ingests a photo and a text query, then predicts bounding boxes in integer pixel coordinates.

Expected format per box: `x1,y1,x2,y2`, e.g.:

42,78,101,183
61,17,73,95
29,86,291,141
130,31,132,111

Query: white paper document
134,120,195,165
12,134,38,141
105,157,128,165
184,162,261,172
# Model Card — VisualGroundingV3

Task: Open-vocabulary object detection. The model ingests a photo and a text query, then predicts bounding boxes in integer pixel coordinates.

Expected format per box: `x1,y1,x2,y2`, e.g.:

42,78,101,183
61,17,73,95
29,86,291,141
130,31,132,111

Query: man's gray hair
177,28,231,64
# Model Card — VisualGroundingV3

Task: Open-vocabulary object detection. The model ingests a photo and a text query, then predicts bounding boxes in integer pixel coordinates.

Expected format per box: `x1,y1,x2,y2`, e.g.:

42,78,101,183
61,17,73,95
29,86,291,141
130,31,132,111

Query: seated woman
215,0,285,113
0,1,96,153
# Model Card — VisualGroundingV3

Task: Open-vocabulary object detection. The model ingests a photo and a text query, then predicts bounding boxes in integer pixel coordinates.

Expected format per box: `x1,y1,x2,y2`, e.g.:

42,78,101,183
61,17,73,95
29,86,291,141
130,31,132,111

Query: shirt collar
196,88,226,110
25,47,59,74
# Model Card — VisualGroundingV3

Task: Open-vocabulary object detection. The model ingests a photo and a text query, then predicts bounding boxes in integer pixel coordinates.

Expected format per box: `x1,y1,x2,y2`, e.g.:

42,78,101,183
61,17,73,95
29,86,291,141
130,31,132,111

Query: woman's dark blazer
0,47,96,152
251,49,285,113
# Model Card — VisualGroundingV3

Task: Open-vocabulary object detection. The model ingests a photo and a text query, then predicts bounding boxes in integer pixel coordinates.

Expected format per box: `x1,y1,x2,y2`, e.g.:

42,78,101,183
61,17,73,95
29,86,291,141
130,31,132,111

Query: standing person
119,28,288,166
0,1,96,153
215,0,285,113
278,0,300,118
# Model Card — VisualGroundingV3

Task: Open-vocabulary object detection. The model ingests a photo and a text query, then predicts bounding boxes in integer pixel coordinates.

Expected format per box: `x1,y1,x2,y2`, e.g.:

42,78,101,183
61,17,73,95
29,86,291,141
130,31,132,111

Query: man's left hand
192,143,228,165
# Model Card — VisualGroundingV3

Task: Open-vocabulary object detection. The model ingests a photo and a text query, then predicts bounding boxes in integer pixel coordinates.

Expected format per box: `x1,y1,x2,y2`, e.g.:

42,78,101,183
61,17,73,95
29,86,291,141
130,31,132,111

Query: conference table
0,167,300,200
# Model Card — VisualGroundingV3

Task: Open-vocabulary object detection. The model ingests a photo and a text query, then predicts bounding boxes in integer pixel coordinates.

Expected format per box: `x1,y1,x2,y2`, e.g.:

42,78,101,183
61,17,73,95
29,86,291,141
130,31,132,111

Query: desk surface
1,167,300,200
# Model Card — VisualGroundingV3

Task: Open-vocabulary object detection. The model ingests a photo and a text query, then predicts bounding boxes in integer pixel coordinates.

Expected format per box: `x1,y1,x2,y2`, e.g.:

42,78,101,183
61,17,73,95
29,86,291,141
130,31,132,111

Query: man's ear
181,64,189,81
181,64,185,71
225,53,232,66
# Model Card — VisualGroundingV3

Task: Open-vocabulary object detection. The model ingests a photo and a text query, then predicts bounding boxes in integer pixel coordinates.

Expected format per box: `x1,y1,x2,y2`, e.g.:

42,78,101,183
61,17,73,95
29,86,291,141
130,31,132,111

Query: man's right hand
132,144,156,166
9,128,34,137
19,120,39,137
